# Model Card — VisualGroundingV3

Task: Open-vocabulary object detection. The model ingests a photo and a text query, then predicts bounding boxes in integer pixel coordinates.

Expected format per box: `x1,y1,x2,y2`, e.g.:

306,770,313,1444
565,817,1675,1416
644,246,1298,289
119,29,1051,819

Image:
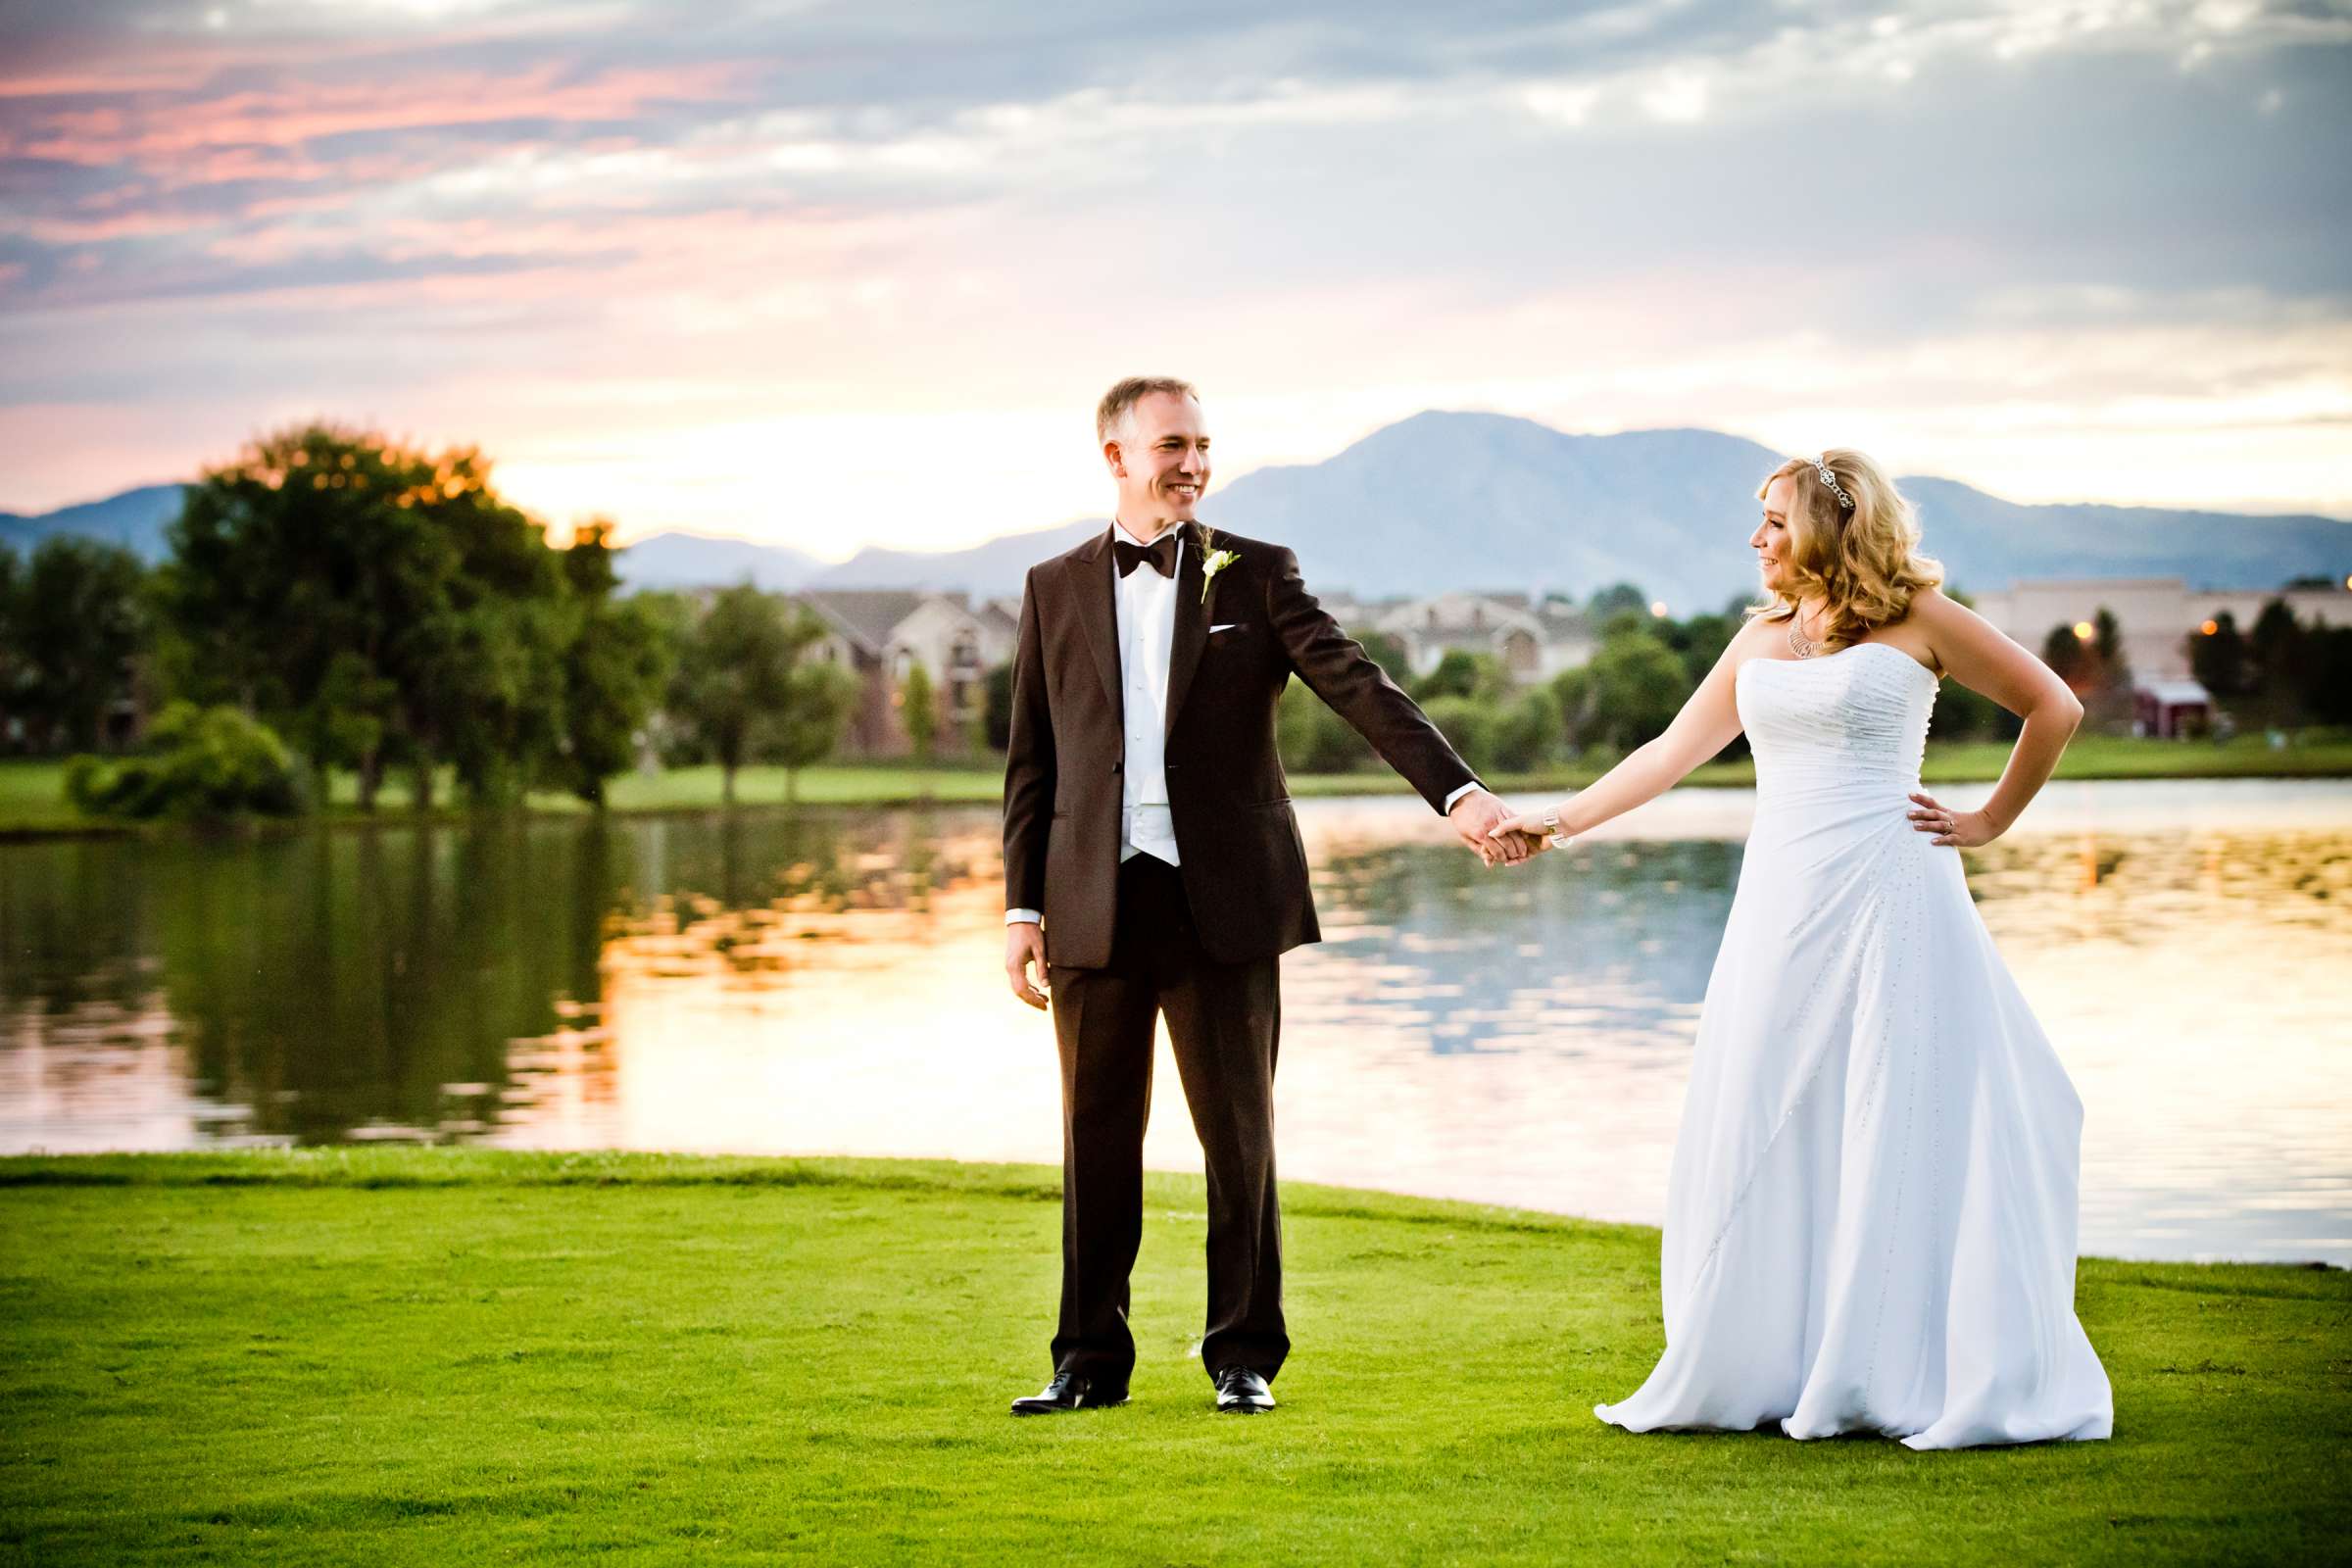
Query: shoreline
3,733,2347,841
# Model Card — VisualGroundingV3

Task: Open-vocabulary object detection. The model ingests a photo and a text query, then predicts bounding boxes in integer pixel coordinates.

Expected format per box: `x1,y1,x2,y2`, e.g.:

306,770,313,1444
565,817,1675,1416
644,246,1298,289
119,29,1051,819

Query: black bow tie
1113,533,1180,579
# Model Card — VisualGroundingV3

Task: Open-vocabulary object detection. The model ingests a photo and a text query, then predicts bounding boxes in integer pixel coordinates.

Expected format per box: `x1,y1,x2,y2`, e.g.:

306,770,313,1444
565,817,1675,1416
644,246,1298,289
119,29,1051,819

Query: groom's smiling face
1106,390,1210,537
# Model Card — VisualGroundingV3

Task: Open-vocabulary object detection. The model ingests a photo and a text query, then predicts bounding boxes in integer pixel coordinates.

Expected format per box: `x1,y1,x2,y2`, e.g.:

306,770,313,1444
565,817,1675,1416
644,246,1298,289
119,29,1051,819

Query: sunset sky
2,1,2347,557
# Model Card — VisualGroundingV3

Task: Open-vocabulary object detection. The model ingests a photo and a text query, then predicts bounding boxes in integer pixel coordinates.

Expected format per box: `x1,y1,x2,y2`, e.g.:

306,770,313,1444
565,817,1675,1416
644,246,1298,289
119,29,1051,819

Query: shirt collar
1109,516,1185,553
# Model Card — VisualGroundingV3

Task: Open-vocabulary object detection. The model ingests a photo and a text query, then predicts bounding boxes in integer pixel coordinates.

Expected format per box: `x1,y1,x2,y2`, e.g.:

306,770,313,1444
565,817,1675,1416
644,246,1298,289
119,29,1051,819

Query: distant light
2200,619,2219,636
1649,601,1669,617
2344,574,2351,591
2073,621,2095,640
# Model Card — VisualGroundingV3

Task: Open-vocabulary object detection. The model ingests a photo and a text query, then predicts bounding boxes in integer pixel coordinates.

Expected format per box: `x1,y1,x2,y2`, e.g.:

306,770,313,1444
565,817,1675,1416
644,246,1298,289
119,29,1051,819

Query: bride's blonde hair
1750,448,1943,646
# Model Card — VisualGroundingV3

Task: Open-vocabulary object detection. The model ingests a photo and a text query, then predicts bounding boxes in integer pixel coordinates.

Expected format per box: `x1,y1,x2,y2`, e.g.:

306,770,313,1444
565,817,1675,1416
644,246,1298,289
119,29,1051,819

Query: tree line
2032,594,2349,736
1257,583,2346,779
9,423,2345,813
1265,583,2018,780
2,423,863,817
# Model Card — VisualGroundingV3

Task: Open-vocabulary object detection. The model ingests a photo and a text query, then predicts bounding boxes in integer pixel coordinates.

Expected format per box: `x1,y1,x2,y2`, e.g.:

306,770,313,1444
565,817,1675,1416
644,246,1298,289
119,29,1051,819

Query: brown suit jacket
1003,521,1478,968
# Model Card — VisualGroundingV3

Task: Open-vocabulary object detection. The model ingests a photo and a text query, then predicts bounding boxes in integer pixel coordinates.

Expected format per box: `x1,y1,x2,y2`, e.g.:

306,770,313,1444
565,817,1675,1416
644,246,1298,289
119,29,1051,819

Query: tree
2083,606,2133,729
981,661,1015,752
1276,674,1375,773
1357,628,1415,688
1418,695,1497,775
2303,625,2352,726
1584,625,1692,753
2188,612,2248,701
667,584,807,806
11,536,147,752
1586,582,1650,622
158,421,572,810
899,659,938,765
626,589,704,764
0,543,19,747
2040,623,2091,688
548,520,670,807
1413,648,1501,703
2247,598,2307,727
1489,687,1564,771
424,595,571,808
775,657,860,803
1928,678,2006,741
2091,606,2130,686
1549,665,1593,749
1661,609,1740,686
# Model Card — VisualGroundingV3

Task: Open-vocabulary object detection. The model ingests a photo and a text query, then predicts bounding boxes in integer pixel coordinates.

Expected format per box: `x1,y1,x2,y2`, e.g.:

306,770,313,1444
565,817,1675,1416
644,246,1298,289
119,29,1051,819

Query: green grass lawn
5,730,2349,835
1,1151,2343,1565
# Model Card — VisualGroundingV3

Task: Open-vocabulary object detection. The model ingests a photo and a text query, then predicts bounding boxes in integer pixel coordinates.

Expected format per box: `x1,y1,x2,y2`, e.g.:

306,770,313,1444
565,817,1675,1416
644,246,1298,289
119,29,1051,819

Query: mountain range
0,483,188,561
9,415,2345,610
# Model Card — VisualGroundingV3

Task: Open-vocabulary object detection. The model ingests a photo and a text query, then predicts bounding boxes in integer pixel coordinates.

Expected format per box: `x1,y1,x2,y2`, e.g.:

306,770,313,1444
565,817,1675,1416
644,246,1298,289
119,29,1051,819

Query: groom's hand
1448,788,1533,867
1005,922,1050,1010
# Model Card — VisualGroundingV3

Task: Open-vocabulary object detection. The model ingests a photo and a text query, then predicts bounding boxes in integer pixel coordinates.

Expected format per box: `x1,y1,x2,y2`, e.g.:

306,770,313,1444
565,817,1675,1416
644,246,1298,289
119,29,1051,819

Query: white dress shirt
1108,516,1184,869
1007,521,1481,927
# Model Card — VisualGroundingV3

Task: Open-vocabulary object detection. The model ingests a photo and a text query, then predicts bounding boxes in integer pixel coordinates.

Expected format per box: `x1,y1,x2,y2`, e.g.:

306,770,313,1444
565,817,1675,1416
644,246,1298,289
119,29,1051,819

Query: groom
1001,375,1534,1416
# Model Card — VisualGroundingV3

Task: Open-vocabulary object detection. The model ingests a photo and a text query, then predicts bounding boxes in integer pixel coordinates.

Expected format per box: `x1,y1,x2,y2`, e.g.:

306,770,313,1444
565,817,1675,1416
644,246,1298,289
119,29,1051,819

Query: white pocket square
1210,622,1242,633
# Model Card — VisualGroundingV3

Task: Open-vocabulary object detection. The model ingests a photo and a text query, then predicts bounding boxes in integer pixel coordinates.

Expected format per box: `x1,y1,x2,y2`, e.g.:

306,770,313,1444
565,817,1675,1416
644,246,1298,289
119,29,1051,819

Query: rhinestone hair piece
1812,455,1854,511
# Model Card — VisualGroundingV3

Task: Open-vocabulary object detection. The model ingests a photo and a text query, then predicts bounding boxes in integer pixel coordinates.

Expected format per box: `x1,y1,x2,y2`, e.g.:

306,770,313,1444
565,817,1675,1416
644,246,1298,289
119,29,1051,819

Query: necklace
1787,613,1826,660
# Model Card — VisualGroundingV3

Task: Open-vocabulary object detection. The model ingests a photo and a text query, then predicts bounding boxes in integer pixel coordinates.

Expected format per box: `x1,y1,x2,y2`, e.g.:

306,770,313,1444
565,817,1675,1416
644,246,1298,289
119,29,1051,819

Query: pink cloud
2,59,758,177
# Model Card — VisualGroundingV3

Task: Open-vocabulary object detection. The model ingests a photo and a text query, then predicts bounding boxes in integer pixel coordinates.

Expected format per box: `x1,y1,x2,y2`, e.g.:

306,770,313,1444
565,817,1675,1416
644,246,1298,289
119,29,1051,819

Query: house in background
797,589,1018,757
2135,679,2214,739
1364,592,1595,684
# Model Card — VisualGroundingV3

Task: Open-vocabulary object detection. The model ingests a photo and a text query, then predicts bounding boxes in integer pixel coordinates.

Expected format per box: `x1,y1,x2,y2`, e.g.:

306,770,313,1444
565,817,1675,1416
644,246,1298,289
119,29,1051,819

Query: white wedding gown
1594,641,2113,1449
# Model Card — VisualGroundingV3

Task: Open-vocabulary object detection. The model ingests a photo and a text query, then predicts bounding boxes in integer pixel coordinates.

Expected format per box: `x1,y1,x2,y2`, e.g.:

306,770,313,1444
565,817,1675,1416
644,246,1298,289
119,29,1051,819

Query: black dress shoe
1212,1367,1275,1414
1009,1369,1129,1416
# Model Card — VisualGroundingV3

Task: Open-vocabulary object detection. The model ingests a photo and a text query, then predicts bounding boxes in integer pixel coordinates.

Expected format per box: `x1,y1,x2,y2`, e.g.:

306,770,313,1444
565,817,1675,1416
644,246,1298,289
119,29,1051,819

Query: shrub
66,703,303,820
1419,695,1499,775
1489,688,1564,771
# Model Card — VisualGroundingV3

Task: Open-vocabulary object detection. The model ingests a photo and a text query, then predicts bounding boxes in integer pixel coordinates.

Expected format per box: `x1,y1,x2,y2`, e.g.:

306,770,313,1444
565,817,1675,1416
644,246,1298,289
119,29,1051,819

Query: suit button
1166,762,1181,772
1111,762,1122,774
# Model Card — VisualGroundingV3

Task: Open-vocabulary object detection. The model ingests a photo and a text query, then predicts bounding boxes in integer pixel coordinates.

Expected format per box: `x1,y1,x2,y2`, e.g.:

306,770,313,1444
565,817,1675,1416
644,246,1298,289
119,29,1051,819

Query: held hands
1005,922,1050,1010
1449,789,1548,867
1486,808,1569,859
1907,791,1998,848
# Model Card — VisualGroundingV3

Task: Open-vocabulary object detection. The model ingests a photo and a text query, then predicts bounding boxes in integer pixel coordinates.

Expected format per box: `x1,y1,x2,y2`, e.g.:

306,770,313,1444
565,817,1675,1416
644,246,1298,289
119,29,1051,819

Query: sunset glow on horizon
3,2,2348,556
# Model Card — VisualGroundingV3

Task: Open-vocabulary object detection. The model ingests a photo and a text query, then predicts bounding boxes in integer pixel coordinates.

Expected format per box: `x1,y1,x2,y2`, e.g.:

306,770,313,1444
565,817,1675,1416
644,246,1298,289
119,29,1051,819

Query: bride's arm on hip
1905,586,2083,847
1493,619,1765,846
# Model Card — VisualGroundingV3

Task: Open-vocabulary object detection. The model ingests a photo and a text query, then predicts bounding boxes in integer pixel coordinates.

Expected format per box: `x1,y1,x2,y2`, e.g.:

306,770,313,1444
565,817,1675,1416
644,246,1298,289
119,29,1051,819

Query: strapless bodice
1735,641,1938,799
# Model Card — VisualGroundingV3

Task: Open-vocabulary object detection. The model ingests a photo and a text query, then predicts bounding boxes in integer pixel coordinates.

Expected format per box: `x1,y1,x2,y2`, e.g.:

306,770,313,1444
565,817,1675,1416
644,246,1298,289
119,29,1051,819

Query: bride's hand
1487,813,1566,855
1907,791,1996,848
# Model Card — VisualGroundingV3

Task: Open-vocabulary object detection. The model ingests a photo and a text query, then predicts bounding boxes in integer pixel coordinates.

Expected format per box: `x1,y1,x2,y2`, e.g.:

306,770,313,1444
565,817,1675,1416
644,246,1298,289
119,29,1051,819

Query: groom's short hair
1097,376,1199,444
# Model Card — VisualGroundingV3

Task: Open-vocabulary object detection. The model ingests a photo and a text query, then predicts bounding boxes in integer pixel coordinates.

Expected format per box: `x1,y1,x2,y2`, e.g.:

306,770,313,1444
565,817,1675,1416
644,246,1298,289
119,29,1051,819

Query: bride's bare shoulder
1879,587,1988,674
1721,613,1782,660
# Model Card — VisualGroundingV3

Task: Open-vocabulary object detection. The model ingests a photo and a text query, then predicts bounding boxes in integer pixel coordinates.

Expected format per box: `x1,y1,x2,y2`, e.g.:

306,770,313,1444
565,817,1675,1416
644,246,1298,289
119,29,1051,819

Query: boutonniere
1198,527,1241,606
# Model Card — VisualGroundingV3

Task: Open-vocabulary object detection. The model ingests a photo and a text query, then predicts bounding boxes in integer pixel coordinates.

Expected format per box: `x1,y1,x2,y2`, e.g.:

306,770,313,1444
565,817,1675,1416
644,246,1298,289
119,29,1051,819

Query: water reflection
2,782,2346,1265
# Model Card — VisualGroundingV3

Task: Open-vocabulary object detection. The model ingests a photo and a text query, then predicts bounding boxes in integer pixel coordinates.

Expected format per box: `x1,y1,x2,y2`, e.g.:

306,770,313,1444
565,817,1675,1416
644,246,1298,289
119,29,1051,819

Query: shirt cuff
1004,908,1042,925
1442,781,1486,813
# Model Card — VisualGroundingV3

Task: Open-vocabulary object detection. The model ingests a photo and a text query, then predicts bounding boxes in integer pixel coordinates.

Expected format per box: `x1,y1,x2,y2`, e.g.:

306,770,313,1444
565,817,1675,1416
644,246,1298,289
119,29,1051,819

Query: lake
3,778,2346,1265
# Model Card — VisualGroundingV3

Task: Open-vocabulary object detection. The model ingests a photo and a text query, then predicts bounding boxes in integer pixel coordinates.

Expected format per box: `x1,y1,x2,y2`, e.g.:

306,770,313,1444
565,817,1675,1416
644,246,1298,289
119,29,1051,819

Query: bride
1493,450,2113,1449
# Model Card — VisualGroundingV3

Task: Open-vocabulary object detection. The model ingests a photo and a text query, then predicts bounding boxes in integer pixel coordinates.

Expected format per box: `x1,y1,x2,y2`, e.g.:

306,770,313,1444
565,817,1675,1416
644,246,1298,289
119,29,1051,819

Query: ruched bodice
1737,641,1937,794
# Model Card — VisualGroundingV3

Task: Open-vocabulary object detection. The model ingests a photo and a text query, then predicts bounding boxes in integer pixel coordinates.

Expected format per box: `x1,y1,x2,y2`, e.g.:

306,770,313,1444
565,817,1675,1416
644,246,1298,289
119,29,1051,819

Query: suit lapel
1162,521,1208,741
1071,530,1123,721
